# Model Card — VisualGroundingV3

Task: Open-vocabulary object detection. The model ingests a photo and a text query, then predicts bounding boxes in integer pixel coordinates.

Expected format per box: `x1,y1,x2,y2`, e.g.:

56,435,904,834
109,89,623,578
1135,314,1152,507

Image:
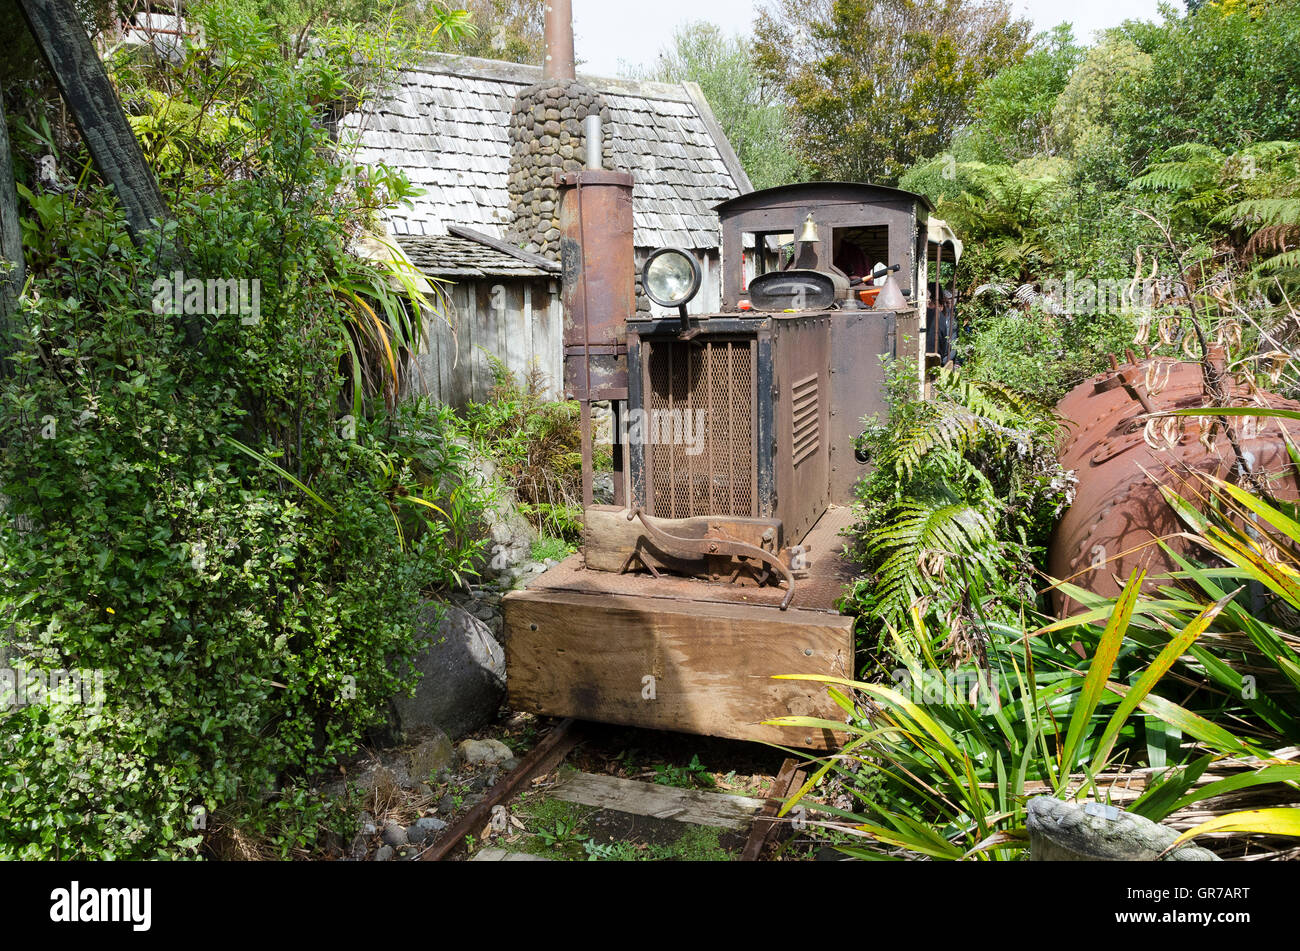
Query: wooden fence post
15,0,169,243
0,93,24,341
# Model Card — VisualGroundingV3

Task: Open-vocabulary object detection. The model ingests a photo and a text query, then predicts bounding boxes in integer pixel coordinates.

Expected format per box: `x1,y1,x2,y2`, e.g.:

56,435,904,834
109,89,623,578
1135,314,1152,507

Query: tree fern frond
1224,197,1300,229
867,502,997,627
935,367,1044,422
1244,224,1300,257
891,407,983,479
1132,163,1217,194
1253,249,1300,274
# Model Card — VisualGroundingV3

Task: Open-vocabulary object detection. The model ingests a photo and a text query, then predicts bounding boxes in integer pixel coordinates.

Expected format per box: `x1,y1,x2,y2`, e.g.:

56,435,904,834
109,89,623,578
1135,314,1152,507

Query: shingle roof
397,234,550,277
339,54,750,253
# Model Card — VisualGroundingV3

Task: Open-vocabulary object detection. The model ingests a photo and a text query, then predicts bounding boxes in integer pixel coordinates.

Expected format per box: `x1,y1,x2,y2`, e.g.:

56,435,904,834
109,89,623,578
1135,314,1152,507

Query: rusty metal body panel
827,307,918,503
772,313,832,542
1049,356,1300,613
626,311,835,543
557,169,634,402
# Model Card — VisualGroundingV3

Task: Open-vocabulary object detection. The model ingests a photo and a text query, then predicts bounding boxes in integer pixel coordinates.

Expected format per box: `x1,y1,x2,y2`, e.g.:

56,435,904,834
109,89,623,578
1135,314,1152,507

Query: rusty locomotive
503,145,963,750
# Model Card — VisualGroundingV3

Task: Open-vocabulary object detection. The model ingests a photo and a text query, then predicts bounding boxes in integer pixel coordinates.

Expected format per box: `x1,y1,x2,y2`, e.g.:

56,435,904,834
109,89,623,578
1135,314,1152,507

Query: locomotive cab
628,182,955,539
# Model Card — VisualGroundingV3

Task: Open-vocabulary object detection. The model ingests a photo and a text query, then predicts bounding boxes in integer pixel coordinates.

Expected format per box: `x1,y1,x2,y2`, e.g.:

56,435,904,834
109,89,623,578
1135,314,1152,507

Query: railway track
421,718,807,862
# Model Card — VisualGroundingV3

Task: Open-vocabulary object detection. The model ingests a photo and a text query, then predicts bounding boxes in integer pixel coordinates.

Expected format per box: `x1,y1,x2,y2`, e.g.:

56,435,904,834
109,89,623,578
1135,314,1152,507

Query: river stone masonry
506,79,613,260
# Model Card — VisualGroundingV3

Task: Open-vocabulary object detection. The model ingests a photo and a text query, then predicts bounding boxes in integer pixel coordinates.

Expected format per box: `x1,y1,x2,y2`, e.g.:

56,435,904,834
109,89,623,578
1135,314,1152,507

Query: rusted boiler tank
1049,351,1300,614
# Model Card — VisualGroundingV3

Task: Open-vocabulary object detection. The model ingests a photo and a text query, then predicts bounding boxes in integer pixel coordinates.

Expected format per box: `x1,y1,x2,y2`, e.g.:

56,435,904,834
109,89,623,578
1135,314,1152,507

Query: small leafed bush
0,5,484,858
460,358,610,543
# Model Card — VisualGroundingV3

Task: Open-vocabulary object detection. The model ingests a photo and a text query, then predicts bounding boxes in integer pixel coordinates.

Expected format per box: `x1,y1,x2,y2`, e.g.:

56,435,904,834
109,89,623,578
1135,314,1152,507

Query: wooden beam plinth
504,589,852,750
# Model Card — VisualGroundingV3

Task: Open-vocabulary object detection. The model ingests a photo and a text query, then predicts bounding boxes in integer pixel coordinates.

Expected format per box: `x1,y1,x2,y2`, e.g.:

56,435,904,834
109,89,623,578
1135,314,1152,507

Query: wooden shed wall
409,276,564,408
407,248,723,408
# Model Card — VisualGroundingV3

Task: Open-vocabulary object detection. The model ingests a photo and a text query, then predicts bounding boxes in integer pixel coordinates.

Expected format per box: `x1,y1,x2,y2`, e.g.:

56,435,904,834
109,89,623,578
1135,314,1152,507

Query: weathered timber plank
471,848,557,861
550,770,764,830
545,279,564,398
0,95,24,341
16,0,168,242
504,589,852,750
450,282,474,408
432,298,454,403
474,278,500,402
506,280,527,384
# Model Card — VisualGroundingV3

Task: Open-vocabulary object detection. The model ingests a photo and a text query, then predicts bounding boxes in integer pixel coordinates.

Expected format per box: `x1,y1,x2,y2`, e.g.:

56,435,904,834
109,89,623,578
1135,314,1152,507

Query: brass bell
798,213,819,244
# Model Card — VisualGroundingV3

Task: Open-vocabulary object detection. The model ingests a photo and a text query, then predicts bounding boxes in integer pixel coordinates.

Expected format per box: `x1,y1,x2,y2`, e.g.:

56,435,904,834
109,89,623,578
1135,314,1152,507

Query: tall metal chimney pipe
584,115,603,170
542,0,576,81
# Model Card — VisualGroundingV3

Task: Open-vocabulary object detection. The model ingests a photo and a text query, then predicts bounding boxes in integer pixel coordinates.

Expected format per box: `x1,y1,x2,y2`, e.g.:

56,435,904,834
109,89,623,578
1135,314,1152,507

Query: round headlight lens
642,247,702,308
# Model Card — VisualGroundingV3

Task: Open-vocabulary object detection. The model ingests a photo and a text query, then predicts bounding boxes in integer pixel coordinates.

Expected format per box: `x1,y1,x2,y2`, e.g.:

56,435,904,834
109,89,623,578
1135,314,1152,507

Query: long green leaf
225,437,337,514
1170,808,1300,848
1091,590,1236,770
1168,764,1300,816
1214,477,1300,546
1059,571,1143,775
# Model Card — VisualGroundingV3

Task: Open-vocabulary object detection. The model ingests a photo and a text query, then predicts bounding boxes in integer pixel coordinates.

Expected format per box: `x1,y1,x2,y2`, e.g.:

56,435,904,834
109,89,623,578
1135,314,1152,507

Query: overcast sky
570,0,1173,78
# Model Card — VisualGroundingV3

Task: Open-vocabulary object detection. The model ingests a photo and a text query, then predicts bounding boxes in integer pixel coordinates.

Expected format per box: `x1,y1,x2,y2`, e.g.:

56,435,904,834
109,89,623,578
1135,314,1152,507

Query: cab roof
713,181,935,216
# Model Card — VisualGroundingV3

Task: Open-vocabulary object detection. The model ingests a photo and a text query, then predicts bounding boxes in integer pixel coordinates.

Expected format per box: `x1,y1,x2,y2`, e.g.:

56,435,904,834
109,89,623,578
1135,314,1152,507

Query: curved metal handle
626,508,796,610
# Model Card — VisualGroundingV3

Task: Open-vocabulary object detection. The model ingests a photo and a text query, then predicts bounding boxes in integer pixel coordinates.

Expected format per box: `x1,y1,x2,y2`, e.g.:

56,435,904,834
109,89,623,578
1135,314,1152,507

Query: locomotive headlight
642,247,702,309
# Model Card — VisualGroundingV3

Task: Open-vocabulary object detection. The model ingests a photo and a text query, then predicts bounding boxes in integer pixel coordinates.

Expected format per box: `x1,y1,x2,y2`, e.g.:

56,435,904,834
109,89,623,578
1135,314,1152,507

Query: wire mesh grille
646,338,755,519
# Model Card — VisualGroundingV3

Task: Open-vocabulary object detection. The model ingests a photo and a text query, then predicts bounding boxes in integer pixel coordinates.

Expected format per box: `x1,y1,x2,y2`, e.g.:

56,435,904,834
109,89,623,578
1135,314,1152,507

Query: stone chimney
506,0,612,259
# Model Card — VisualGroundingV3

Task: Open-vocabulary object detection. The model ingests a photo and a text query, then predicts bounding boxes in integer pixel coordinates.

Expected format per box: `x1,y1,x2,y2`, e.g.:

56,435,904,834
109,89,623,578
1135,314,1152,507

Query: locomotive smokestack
542,0,576,81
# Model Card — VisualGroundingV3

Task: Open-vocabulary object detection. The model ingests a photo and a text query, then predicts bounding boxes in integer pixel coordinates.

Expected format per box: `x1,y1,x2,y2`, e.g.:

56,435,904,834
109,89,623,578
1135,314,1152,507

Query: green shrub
0,5,484,859
844,362,1070,659
530,535,576,563
962,303,1138,405
460,358,610,543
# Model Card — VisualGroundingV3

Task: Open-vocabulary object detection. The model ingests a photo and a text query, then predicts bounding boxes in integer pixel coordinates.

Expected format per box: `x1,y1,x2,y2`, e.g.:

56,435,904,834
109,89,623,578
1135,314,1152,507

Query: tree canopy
626,20,802,191
448,0,545,64
753,0,1031,184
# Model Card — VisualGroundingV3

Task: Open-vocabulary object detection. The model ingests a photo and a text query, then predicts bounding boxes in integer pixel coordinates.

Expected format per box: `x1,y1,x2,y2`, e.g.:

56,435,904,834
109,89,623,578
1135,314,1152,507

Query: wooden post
15,0,169,243
0,94,24,345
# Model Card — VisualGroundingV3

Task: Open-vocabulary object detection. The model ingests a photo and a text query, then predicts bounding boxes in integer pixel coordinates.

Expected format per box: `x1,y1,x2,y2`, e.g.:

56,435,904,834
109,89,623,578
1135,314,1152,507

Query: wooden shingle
338,53,750,251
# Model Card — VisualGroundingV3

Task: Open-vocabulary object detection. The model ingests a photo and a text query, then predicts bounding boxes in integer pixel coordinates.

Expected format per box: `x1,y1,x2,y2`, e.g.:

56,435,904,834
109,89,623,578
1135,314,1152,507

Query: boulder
405,729,456,782
405,816,448,847
416,816,448,834
381,821,409,847
391,603,506,740
463,449,536,583
457,738,515,766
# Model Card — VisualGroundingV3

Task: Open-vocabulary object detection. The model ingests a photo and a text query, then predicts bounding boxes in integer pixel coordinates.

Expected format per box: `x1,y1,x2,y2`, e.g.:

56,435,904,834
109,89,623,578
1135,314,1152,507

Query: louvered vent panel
791,373,819,467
